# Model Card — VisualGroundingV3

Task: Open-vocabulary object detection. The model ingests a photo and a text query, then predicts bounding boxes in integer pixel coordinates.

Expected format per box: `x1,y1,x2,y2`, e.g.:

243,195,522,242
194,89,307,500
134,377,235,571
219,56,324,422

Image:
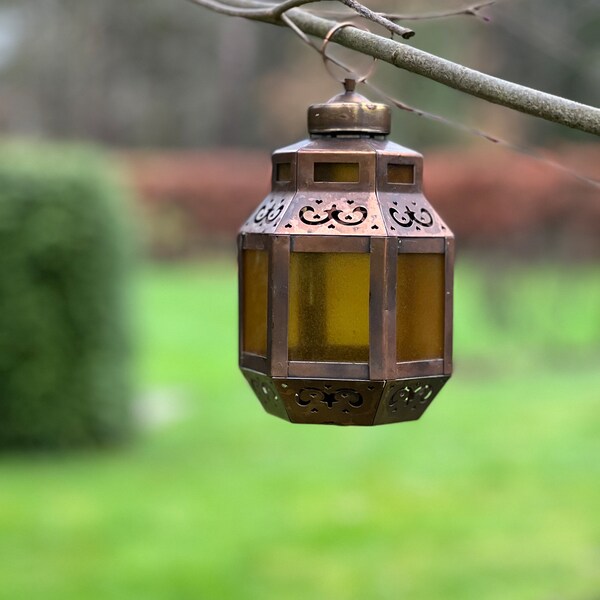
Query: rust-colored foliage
123,151,271,258
124,146,600,260
423,145,600,260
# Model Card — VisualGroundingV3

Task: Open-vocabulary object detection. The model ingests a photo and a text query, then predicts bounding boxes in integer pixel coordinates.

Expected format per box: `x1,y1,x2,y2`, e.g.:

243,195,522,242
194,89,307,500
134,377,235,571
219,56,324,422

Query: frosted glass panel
289,252,370,362
242,249,268,356
397,253,445,361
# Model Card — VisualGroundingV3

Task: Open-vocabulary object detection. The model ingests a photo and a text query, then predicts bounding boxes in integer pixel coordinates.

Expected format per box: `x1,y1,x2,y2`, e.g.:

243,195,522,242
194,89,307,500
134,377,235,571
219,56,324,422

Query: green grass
0,259,599,600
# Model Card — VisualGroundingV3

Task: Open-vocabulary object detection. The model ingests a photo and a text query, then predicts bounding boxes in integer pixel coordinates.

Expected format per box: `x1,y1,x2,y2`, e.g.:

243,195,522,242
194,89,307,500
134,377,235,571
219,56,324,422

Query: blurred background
0,0,598,598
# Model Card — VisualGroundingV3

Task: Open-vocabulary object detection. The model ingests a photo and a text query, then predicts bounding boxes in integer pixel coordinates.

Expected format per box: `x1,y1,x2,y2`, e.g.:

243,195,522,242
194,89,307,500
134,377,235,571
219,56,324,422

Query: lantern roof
240,83,452,239
307,79,391,136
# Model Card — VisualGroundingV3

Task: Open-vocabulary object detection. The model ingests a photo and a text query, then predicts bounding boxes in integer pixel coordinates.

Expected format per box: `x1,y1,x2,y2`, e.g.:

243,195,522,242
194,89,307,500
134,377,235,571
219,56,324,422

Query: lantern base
242,369,449,426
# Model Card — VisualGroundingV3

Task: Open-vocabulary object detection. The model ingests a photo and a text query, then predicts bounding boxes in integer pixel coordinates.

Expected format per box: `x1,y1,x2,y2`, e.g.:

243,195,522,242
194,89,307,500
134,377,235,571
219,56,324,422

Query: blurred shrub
0,143,134,449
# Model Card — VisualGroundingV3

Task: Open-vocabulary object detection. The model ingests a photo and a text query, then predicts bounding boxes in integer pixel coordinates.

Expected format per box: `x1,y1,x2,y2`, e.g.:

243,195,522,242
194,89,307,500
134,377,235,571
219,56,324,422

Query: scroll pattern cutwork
389,205,433,229
254,197,285,226
299,201,368,227
388,383,434,413
296,387,364,410
244,371,288,419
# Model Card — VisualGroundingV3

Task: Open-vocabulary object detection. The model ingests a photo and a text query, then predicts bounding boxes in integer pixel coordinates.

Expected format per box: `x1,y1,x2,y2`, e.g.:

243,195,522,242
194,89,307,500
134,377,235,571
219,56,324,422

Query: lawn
0,259,598,600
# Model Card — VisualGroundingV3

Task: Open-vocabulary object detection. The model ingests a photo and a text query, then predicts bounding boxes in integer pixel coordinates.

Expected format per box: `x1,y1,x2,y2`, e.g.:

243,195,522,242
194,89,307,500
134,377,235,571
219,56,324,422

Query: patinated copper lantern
238,80,454,425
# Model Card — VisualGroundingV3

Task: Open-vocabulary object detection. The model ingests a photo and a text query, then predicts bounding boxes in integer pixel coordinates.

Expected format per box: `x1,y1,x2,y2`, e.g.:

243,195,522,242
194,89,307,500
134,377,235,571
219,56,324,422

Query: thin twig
365,82,600,189
309,1,496,23
269,0,321,18
339,0,414,39
386,0,495,22
186,0,319,21
280,12,312,44
187,0,415,37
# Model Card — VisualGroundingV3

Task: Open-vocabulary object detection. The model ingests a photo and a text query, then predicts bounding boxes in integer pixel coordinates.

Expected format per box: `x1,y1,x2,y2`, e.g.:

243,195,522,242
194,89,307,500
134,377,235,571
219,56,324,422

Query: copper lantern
238,81,454,426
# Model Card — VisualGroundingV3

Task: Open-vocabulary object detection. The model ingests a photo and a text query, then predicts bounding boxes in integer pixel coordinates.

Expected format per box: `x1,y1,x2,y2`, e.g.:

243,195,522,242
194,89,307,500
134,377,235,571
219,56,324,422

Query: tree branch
188,0,600,135
285,9,600,135
282,18,600,189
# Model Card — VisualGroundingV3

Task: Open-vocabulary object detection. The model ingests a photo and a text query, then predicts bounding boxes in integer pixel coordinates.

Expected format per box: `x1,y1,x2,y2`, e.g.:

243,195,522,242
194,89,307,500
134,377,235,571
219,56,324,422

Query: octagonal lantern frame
238,134,454,425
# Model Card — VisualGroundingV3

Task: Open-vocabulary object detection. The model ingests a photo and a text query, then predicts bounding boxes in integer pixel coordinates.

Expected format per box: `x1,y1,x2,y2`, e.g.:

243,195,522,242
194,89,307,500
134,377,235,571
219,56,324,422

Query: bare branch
284,9,600,135
187,0,600,135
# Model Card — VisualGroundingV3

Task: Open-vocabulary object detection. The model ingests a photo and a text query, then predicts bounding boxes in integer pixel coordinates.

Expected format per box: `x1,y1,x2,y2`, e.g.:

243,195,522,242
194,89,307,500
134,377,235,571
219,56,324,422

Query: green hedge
0,143,133,449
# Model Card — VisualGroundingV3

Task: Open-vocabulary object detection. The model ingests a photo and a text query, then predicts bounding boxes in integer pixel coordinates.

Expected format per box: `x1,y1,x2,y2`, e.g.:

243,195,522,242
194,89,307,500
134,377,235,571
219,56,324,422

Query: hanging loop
321,21,377,85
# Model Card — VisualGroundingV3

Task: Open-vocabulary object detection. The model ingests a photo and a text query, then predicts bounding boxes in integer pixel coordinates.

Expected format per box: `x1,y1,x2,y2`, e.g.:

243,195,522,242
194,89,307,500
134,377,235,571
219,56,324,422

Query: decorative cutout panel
276,193,386,235
242,369,290,421
299,203,367,227
242,193,294,234
390,204,433,229
375,376,448,424
378,193,449,236
275,379,385,425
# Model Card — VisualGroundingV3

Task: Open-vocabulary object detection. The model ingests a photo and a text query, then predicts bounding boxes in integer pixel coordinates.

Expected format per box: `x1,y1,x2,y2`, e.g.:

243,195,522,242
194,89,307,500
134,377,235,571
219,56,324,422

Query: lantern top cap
308,79,391,136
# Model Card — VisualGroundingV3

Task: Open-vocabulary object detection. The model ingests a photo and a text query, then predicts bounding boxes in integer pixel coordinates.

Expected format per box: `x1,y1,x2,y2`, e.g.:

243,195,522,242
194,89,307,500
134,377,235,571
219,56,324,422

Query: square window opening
314,162,359,183
275,162,292,182
388,163,415,184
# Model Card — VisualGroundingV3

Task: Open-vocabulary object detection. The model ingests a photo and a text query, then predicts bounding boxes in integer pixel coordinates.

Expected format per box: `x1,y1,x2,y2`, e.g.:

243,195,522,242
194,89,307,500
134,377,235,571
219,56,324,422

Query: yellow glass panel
242,249,268,356
314,162,359,183
289,252,370,362
388,163,414,184
396,253,445,361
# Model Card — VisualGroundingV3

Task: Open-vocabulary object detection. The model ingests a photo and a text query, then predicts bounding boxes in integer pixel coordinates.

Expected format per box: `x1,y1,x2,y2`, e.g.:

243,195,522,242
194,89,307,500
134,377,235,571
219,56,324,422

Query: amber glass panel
396,253,445,361
242,249,268,356
314,162,359,183
289,252,370,362
276,162,292,182
388,163,415,184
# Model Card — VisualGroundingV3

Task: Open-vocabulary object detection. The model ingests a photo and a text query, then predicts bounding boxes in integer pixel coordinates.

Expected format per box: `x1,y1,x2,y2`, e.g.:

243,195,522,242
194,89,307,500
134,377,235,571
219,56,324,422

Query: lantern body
238,89,454,425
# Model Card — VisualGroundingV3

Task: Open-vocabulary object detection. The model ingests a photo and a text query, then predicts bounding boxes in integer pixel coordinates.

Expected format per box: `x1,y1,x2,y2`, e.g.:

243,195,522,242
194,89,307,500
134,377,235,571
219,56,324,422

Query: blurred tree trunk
216,19,259,145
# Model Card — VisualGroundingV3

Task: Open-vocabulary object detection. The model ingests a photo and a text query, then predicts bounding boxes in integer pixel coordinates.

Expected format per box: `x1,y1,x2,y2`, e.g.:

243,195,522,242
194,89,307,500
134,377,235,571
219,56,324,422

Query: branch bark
187,0,600,135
